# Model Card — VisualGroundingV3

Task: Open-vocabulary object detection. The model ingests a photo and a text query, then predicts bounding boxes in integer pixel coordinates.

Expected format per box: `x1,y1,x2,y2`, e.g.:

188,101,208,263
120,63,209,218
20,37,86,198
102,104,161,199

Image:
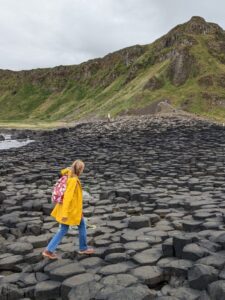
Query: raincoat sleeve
61,177,77,218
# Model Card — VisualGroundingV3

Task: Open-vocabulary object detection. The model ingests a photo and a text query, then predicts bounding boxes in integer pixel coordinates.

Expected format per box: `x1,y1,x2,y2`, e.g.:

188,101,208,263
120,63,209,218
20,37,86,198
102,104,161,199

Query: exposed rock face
1,115,225,299
198,75,214,87
184,16,223,35
143,76,164,90
167,49,197,86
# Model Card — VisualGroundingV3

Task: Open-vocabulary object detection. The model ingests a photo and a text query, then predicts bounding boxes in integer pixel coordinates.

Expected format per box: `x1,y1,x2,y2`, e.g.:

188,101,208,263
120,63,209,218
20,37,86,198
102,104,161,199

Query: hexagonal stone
171,287,202,300
215,233,225,248
188,264,218,290
103,243,125,256
79,257,103,268
110,212,127,220
68,281,103,300
128,216,150,229
208,280,225,300
137,235,162,245
173,235,193,258
155,297,179,300
18,234,50,248
98,262,131,276
145,230,168,241
94,239,111,247
0,283,24,299
101,274,138,287
61,273,96,299
162,259,193,276
162,238,174,257
132,248,162,265
44,259,72,274
157,257,178,269
132,266,164,287
107,284,156,300
198,239,221,253
0,255,24,271
35,280,61,300
124,241,149,252
120,232,137,243
197,254,225,270
0,226,9,235
49,262,85,281
6,242,33,255
95,284,124,299
105,253,127,263
182,243,207,261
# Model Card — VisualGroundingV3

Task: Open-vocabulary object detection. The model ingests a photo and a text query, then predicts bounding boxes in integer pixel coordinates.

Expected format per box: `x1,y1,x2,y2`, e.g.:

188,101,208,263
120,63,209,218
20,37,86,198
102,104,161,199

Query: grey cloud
0,0,224,70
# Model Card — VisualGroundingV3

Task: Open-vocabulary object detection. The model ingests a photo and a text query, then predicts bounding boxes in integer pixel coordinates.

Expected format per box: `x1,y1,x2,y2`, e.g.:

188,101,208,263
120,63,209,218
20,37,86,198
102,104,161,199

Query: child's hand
61,217,68,222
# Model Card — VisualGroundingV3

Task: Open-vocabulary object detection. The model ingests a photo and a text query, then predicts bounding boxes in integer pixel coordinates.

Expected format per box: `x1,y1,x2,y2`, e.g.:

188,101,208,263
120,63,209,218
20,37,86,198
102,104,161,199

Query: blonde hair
71,160,85,177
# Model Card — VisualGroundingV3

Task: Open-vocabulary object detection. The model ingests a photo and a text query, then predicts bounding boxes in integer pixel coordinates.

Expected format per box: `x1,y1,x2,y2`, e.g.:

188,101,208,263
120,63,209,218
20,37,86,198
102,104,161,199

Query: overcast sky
0,0,224,71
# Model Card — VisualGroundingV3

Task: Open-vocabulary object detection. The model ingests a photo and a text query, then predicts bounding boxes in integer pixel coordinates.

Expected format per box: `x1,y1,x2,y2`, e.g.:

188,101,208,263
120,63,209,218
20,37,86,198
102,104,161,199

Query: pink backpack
51,175,68,204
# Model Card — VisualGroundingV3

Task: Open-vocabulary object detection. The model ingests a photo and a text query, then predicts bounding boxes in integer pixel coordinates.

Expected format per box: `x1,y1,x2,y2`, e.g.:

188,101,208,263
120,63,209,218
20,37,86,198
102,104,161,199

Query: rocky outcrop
143,76,164,90
167,49,197,86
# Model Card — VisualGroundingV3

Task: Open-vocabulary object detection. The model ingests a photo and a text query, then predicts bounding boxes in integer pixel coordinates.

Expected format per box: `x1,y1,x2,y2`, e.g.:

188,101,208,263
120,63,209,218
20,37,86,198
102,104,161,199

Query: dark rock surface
1,114,225,299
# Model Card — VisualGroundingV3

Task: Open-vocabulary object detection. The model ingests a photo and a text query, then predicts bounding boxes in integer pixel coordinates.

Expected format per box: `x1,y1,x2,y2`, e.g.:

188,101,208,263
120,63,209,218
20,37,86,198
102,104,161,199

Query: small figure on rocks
42,160,94,259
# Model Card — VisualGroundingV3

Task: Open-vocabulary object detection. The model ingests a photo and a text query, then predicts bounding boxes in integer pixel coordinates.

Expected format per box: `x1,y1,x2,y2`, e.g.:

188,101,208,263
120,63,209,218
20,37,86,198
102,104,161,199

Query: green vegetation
1,16,225,125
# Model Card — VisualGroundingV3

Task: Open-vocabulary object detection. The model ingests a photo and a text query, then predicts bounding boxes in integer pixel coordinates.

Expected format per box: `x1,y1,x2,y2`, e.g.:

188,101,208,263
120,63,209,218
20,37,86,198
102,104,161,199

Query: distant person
42,160,94,259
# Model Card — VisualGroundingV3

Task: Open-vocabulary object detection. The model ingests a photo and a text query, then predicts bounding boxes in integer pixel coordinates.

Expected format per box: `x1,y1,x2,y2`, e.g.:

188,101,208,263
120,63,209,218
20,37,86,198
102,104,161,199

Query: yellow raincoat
51,168,83,226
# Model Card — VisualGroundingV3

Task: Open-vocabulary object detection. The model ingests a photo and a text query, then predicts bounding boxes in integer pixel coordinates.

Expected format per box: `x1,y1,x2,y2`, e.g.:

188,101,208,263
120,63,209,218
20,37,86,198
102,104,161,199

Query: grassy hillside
1,16,225,124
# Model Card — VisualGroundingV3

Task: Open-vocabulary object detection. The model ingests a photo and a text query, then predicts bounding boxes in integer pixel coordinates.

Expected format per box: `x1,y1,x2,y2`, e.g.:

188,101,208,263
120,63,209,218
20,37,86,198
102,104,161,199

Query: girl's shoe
78,247,95,255
42,249,58,260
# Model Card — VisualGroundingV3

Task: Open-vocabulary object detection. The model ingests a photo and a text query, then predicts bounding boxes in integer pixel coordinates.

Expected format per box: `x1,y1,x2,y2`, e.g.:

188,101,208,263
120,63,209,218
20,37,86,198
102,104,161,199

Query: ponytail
71,160,84,177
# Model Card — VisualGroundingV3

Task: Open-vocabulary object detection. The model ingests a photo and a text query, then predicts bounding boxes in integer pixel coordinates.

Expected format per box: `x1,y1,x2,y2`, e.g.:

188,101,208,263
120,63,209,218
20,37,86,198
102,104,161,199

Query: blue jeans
47,217,88,252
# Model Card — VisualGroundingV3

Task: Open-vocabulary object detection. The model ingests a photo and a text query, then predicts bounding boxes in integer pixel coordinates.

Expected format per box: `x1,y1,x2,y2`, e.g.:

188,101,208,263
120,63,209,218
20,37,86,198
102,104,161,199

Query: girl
42,159,94,259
